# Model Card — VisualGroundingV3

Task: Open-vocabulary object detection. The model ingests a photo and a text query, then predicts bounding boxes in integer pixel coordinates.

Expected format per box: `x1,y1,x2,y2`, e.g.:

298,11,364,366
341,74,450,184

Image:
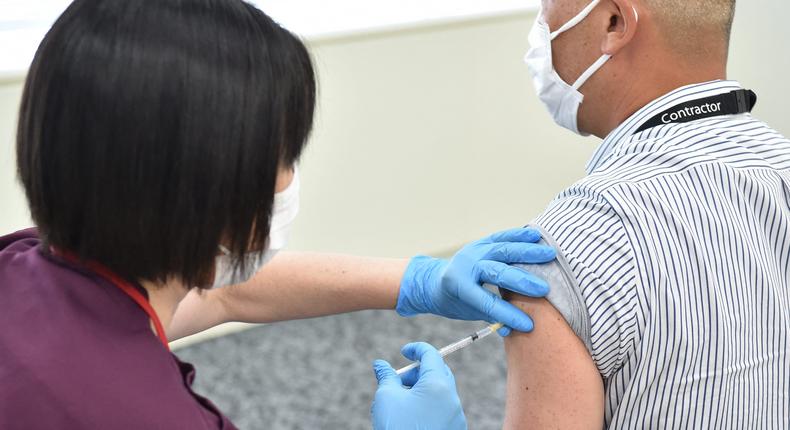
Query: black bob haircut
17,0,316,287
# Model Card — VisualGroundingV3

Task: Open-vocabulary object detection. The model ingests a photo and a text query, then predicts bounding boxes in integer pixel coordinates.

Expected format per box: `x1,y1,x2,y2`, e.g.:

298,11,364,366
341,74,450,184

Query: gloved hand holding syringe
395,323,504,376
372,323,504,428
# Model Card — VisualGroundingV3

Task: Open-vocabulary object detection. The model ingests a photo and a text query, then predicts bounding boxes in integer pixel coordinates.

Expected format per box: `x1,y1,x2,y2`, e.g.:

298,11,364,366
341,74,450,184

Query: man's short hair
17,0,316,287
646,0,736,54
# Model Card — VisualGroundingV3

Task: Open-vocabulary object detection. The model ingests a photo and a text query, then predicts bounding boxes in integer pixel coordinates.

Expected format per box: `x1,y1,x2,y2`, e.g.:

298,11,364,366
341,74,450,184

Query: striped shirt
534,80,790,428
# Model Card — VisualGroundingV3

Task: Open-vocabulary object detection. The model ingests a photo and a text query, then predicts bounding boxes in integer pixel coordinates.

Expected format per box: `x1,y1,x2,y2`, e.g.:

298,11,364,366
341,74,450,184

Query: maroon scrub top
0,229,239,429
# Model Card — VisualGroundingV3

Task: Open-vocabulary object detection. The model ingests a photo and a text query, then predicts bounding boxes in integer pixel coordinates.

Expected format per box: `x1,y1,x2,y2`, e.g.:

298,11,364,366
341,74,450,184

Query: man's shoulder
544,173,624,214
591,115,790,185
535,179,635,279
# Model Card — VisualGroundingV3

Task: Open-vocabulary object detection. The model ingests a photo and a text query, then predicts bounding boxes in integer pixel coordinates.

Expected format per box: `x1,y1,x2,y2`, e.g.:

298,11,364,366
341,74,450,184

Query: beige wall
295,13,591,257
1,3,789,259
0,82,25,231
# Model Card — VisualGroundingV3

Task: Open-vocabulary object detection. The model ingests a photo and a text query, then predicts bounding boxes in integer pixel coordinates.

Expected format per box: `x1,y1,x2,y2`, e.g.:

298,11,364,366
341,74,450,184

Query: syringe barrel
439,337,474,357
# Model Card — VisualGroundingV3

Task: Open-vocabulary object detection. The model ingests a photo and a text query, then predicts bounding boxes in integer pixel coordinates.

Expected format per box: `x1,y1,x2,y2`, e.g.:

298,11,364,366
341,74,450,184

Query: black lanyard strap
635,89,757,133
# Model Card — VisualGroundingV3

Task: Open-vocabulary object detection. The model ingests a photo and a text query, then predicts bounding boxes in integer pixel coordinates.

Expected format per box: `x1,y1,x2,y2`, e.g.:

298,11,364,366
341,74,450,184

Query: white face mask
524,0,612,135
211,167,301,288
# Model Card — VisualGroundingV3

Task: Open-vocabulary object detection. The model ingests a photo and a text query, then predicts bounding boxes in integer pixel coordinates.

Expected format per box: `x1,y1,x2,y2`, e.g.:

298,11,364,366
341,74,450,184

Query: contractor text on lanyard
635,89,757,134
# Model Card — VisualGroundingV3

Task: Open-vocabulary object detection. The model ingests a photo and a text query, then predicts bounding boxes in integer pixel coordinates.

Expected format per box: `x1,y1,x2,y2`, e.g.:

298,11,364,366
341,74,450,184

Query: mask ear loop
274,165,300,205
572,54,612,90
550,0,603,40
570,5,641,90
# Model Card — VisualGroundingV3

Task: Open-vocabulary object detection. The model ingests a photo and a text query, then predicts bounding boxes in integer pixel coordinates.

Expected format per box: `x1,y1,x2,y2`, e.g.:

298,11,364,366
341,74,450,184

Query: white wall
1,3,789,259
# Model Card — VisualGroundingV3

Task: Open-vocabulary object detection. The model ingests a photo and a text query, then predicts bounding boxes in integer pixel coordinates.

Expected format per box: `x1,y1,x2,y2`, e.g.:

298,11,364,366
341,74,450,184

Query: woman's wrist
395,256,446,317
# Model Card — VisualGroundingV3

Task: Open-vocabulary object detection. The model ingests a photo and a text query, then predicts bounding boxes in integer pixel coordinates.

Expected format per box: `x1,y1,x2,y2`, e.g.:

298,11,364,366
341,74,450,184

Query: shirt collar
586,80,744,174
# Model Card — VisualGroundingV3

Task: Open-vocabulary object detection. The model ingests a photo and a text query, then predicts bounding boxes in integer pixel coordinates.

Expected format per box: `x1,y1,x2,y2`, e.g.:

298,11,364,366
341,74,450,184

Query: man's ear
602,0,639,55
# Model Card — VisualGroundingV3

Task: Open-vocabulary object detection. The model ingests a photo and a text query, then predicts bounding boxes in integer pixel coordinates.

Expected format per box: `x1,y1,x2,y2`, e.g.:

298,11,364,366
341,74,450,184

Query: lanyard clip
734,89,757,114
734,89,748,113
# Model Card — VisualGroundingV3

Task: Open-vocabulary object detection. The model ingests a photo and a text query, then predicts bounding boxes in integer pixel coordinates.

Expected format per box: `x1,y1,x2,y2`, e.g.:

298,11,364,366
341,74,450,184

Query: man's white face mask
524,0,614,135
211,167,301,288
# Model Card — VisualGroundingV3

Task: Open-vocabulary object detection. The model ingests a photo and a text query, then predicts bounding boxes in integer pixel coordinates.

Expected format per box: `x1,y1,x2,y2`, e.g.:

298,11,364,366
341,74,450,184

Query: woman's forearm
168,252,407,340
168,227,555,342
221,251,407,323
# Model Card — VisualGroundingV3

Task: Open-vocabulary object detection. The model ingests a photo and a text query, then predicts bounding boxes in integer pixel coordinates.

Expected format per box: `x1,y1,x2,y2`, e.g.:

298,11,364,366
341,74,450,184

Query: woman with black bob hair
1,0,557,428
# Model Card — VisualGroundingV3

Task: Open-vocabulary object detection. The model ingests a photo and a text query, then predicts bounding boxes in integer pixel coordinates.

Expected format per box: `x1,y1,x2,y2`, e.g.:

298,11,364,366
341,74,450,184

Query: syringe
395,323,504,375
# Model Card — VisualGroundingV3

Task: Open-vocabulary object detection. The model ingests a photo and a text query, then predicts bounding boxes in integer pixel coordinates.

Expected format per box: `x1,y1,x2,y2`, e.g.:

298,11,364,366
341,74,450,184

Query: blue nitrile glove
396,227,556,335
371,342,467,430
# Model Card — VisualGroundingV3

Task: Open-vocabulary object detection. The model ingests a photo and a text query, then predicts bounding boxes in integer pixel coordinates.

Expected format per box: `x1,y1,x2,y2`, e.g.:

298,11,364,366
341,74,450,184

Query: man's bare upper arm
502,294,604,429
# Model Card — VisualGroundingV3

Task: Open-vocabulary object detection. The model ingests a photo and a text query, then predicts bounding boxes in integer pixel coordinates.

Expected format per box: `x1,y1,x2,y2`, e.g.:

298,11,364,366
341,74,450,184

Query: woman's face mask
211,167,301,288
524,0,614,135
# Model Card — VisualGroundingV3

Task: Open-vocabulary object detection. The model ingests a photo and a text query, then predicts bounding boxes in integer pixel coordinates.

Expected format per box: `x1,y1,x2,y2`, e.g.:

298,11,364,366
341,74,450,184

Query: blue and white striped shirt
534,80,790,428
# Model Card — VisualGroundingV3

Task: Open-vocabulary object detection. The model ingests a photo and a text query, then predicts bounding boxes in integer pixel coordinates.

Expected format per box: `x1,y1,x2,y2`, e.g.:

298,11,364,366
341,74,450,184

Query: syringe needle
395,323,504,376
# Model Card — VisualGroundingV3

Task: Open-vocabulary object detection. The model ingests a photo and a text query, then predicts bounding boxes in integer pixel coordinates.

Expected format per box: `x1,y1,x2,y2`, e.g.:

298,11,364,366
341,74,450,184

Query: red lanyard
52,248,171,351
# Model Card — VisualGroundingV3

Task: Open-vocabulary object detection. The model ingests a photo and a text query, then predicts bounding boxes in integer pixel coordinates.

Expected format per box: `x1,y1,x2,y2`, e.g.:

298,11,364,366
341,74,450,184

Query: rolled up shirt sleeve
527,186,643,380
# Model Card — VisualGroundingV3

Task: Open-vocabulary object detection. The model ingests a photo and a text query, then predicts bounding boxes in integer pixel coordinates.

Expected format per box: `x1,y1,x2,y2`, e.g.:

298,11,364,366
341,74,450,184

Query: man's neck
585,67,728,139
139,278,190,338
